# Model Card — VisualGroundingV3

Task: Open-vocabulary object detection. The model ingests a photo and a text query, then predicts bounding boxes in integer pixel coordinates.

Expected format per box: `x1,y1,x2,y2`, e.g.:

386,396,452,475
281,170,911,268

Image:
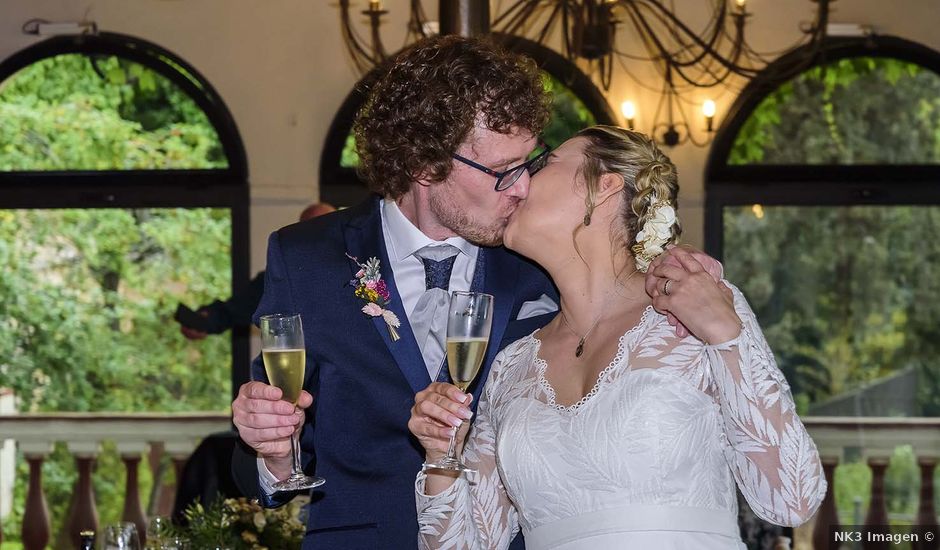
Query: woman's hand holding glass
409,382,475,462
412,291,493,473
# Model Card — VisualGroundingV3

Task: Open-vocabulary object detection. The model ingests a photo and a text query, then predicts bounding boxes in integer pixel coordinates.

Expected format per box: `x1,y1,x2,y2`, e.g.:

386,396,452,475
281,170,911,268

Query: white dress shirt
258,198,479,492
380,198,479,378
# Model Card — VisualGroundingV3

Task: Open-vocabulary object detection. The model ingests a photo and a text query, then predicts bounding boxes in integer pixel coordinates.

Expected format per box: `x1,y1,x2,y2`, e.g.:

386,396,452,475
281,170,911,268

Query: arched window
319,36,616,206
706,35,940,533
0,32,251,414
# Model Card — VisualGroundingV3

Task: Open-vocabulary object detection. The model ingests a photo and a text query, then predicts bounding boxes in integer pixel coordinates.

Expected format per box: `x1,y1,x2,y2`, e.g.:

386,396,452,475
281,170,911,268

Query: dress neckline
531,305,655,414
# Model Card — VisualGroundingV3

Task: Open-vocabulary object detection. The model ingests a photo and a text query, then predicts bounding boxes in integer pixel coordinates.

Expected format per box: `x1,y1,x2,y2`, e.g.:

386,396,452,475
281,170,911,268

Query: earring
583,212,592,226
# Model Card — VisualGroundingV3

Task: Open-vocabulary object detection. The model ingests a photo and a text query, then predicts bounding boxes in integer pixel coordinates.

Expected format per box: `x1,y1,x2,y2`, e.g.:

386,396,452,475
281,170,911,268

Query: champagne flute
423,291,493,473
260,313,326,491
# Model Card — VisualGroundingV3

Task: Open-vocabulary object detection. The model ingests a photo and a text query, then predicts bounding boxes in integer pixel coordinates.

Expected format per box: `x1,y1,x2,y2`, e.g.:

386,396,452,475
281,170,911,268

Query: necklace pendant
575,338,585,358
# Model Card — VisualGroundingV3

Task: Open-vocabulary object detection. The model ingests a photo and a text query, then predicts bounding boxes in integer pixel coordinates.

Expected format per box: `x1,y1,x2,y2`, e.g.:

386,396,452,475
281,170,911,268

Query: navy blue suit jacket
232,197,558,549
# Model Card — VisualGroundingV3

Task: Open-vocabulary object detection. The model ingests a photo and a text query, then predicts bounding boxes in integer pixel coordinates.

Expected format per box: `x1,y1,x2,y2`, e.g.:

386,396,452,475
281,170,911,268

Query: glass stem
445,425,459,460
290,430,302,477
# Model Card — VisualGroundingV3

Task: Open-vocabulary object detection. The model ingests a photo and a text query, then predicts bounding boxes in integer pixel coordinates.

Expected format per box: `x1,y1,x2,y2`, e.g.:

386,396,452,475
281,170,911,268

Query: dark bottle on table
79,530,95,550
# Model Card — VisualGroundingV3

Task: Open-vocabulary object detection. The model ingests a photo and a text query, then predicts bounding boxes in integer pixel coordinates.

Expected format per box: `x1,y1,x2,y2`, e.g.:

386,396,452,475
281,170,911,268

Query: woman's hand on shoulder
649,247,742,345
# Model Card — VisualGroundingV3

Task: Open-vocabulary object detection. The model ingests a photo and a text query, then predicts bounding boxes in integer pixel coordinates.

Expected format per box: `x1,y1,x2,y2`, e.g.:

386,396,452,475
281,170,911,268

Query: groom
231,35,717,549
231,35,559,549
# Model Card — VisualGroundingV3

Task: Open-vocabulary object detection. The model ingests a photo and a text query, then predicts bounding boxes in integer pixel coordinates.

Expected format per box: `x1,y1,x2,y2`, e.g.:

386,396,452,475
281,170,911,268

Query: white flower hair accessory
631,199,677,272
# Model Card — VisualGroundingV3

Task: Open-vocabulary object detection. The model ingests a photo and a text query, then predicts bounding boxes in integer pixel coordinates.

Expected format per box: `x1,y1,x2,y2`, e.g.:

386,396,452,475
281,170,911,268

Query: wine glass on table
259,313,326,491
422,291,494,473
103,522,140,549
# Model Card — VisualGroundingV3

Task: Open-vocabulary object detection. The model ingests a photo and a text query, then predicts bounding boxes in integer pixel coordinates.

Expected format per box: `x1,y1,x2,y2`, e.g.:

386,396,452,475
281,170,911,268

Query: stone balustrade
803,417,940,550
0,412,229,549
2,414,939,549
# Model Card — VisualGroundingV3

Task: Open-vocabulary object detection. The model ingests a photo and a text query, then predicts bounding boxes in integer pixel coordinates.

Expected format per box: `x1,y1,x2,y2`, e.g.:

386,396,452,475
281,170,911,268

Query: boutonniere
346,253,401,341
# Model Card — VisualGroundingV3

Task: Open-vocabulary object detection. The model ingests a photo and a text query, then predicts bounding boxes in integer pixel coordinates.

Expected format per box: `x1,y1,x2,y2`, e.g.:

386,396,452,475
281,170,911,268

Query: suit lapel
343,199,430,394
468,247,518,403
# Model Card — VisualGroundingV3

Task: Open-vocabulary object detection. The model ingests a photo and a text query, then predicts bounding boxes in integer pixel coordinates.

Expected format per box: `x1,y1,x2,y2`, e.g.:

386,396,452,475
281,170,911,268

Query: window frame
0,31,252,398
705,35,940,259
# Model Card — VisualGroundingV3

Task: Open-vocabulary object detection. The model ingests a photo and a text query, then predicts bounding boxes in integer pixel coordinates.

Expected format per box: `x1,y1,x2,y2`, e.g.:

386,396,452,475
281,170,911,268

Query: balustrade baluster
64,442,99,550
862,456,891,550
20,444,52,550
118,443,149,547
914,456,939,550
813,456,841,550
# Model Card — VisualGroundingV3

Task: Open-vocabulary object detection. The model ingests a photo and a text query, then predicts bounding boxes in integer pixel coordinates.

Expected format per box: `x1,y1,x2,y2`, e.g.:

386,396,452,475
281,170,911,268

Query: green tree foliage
723,57,940,527
0,54,233,546
540,72,597,148
725,205,940,412
339,71,596,168
0,54,226,170
0,208,232,413
730,57,940,164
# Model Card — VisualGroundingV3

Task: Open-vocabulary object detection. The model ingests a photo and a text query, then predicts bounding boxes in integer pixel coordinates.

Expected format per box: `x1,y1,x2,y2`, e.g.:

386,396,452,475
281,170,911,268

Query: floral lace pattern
416,284,827,550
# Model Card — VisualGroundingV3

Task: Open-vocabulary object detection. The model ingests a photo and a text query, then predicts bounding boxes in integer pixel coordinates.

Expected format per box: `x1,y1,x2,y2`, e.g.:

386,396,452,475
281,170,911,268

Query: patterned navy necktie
420,254,458,291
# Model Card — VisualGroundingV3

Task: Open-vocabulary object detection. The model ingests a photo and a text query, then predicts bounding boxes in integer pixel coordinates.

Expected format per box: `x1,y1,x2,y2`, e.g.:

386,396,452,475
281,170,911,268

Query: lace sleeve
415,354,519,550
706,283,827,527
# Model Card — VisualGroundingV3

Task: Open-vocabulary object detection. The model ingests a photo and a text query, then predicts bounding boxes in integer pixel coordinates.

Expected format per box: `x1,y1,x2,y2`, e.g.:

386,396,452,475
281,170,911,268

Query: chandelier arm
617,5,670,64
621,1,722,69
631,0,757,76
672,56,736,88
670,86,713,147
409,0,429,39
624,1,746,88
667,31,762,88
369,13,388,60
492,0,534,28
340,1,380,73
338,0,365,72
535,2,564,46
615,11,752,93
561,2,575,59
614,47,678,94
498,0,544,38
601,52,613,90
623,2,707,73
685,122,712,147
632,0,729,67
630,0,726,65
650,73,670,129
680,64,762,86
344,17,382,68
622,2,677,70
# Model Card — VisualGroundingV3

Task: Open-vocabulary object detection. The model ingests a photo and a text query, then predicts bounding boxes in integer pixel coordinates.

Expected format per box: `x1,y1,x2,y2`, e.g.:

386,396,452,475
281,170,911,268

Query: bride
408,126,827,550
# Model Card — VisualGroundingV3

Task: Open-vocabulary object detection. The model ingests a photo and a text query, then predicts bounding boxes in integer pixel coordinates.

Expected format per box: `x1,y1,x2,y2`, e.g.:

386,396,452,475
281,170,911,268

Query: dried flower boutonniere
346,254,401,341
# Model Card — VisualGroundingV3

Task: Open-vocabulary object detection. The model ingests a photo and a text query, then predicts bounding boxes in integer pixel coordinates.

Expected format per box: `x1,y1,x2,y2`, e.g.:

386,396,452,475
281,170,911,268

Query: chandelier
339,0,834,147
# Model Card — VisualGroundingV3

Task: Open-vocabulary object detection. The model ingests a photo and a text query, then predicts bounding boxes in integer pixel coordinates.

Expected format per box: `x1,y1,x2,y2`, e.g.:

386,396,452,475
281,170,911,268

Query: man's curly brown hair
354,35,551,199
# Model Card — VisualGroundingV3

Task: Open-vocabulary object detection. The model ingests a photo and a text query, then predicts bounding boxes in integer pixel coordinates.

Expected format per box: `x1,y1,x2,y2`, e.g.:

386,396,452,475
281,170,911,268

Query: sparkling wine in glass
260,313,325,491
423,291,493,473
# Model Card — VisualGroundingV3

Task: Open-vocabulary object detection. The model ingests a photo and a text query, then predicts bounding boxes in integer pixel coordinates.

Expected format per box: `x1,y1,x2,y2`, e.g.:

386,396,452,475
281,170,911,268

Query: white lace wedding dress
415,285,827,550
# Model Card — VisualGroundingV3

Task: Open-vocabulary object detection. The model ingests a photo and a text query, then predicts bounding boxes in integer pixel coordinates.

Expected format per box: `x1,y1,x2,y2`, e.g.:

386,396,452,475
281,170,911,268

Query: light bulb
735,0,746,8
702,99,716,118
621,100,636,121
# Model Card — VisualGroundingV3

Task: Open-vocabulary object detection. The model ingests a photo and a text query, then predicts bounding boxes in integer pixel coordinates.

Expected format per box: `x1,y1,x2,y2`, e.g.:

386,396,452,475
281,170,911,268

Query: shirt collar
381,198,476,262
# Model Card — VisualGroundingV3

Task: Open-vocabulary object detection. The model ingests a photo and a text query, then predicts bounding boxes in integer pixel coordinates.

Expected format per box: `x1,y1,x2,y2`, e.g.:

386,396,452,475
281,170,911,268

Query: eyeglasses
452,142,552,192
